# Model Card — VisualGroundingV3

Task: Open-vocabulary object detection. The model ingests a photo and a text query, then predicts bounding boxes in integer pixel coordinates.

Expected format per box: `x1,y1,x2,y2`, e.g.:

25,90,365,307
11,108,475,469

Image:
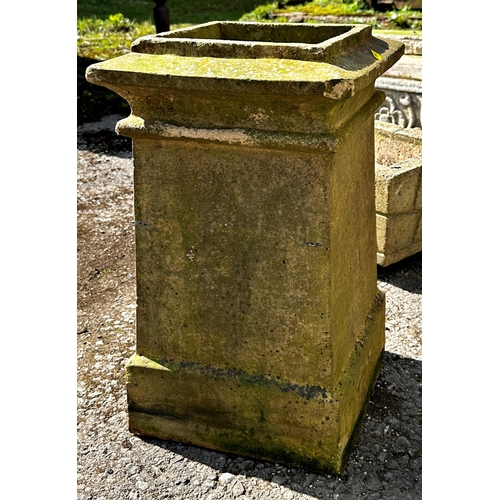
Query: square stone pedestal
86,21,403,474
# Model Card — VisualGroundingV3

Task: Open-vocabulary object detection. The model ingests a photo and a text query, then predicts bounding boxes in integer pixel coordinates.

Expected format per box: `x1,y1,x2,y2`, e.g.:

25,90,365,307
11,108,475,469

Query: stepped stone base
126,291,385,475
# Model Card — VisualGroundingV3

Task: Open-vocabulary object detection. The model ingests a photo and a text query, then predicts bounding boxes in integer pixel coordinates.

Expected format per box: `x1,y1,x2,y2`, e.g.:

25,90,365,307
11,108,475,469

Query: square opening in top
132,21,372,62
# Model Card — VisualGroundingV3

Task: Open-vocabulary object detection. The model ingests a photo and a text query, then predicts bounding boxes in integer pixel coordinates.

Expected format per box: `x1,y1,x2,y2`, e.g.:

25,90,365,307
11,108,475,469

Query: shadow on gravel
377,252,422,295
138,351,421,499
77,113,132,159
78,57,130,125
78,127,132,157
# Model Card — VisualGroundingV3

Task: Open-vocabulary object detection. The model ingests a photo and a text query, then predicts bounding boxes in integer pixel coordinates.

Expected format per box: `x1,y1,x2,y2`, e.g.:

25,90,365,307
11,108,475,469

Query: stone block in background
376,34,422,129
375,122,422,266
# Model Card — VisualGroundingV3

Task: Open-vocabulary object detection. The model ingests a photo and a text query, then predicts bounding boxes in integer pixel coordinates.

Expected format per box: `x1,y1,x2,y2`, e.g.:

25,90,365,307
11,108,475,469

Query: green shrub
240,3,279,21
387,7,422,30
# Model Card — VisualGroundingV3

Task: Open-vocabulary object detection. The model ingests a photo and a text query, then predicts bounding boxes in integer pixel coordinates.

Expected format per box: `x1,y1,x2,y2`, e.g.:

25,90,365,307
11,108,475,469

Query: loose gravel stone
219,472,235,484
303,473,317,487
232,480,246,496
271,475,287,485
135,481,149,491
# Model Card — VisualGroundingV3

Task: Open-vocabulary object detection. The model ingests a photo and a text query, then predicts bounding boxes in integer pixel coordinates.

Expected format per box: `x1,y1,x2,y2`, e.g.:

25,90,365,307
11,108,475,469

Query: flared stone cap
86,22,404,101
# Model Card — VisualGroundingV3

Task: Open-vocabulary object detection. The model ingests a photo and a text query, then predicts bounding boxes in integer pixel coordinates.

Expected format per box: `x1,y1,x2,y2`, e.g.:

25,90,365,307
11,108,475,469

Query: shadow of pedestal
78,56,130,125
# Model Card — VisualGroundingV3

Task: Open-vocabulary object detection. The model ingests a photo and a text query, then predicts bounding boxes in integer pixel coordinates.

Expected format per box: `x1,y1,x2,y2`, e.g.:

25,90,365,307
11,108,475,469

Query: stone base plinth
126,291,385,475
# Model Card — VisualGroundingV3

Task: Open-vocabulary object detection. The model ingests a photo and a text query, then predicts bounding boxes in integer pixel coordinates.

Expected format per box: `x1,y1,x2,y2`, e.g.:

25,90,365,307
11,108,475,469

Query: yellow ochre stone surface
86,22,403,474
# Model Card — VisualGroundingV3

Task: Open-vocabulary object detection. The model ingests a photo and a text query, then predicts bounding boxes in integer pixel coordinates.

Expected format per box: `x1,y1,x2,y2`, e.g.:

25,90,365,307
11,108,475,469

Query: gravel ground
77,115,422,500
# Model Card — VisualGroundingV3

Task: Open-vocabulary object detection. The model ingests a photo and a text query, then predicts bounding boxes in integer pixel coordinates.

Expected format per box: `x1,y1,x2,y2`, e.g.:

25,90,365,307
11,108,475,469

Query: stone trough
373,32,421,266
374,121,422,267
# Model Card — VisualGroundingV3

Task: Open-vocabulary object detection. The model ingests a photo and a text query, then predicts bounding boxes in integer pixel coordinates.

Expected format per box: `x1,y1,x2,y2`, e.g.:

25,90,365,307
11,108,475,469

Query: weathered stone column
86,22,404,474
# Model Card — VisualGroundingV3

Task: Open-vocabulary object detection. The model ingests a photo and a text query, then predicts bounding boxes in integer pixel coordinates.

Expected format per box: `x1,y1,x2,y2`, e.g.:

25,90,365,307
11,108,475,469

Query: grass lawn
78,1,421,60
77,1,270,25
